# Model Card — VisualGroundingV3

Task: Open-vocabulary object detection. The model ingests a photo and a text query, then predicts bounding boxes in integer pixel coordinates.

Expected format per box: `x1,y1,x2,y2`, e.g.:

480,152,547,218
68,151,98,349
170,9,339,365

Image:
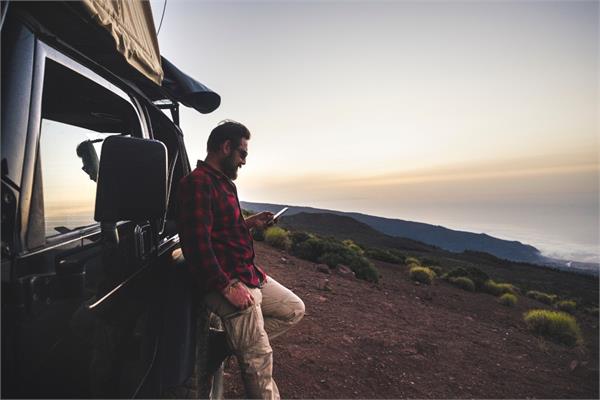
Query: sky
150,0,599,262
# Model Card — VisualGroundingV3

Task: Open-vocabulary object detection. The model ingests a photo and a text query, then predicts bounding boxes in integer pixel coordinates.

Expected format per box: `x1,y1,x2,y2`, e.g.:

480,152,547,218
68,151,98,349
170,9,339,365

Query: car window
39,59,141,238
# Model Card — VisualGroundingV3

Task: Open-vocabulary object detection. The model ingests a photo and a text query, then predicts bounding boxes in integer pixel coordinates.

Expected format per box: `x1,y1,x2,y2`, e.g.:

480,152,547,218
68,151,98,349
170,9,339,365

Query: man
177,120,305,400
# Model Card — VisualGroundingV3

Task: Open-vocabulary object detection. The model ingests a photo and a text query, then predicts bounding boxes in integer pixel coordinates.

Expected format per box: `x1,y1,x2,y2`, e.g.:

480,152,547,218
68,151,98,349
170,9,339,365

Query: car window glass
40,120,113,236
39,59,140,238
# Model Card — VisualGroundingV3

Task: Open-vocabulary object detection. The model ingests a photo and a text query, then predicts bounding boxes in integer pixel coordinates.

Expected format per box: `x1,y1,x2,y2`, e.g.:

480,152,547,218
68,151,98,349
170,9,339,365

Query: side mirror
94,136,167,223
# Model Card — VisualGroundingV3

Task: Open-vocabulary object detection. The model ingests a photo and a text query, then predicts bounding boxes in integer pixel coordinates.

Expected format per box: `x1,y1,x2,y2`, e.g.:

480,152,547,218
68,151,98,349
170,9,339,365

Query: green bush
409,266,435,285
289,231,311,246
264,227,291,250
291,237,325,262
405,257,421,266
429,266,443,276
526,290,557,305
364,248,403,264
556,300,577,314
291,234,379,283
318,252,347,269
251,228,265,241
445,267,489,290
523,309,583,346
499,293,518,307
348,256,380,283
483,280,518,296
342,239,364,256
388,249,406,262
449,276,475,292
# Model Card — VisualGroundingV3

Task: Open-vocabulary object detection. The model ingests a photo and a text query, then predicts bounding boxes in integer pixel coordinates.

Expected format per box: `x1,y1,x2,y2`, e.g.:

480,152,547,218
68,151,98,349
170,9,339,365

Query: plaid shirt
177,161,266,292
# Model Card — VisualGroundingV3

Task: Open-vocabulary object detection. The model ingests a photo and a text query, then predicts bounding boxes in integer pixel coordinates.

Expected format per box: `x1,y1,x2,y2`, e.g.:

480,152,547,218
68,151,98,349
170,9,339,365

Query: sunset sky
150,0,599,262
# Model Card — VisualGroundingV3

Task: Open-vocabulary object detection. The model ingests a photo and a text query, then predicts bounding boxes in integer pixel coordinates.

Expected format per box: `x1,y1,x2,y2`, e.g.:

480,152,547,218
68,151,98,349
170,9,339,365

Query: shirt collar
197,160,236,187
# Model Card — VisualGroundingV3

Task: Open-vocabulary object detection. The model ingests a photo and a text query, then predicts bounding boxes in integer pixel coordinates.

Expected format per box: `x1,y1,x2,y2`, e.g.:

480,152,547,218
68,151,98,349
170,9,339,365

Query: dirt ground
223,242,599,399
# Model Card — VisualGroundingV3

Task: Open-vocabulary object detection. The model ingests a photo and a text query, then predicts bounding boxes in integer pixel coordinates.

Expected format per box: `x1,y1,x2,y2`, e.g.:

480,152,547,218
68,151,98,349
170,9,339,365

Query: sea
384,204,600,266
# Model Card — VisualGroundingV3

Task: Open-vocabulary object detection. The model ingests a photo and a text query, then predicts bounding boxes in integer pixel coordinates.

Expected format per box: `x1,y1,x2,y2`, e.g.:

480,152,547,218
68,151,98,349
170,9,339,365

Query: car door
4,39,149,397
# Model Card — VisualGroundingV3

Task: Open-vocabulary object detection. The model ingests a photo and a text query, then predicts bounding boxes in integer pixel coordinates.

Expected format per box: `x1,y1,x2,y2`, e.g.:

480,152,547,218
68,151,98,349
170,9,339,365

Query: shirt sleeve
177,174,230,291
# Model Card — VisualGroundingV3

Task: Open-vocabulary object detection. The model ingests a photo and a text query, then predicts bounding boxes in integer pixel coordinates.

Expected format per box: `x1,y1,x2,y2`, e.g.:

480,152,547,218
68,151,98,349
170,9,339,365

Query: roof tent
14,0,220,114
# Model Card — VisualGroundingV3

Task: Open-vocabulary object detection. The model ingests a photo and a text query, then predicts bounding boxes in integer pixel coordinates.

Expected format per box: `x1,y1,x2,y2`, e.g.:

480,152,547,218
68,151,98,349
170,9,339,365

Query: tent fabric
161,57,221,114
81,0,163,85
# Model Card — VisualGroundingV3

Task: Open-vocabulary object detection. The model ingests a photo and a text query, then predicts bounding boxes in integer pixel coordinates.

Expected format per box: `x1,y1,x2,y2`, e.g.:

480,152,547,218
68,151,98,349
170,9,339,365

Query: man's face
221,138,248,180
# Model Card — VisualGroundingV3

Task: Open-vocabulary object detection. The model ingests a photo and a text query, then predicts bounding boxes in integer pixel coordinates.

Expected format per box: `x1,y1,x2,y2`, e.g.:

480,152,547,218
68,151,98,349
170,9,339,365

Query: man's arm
244,211,274,230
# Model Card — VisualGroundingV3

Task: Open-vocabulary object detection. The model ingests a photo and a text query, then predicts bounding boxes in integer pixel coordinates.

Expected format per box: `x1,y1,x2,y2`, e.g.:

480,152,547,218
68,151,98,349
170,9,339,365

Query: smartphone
271,207,289,222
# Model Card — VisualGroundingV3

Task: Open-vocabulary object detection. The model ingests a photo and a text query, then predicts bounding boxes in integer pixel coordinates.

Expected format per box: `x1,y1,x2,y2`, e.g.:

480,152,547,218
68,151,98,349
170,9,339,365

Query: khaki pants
204,276,305,400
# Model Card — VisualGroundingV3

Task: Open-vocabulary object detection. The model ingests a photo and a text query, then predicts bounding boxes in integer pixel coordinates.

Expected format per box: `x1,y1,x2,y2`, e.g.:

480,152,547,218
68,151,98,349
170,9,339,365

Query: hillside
278,212,436,252
223,242,599,399
242,201,544,264
277,212,599,307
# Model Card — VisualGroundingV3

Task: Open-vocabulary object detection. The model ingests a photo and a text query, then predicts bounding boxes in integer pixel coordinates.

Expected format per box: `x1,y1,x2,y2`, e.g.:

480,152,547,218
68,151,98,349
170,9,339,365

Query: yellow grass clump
526,290,557,305
523,309,583,346
449,276,475,292
409,266,435,285
555,300,577,314
264,226,291,250
483,280,518,296
405,257,421,266
498,293,518,307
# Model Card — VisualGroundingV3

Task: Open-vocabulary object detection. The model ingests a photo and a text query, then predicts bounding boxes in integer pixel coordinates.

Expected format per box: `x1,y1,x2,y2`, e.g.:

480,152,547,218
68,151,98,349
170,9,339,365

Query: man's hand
222,282,255,309
245,211,274,230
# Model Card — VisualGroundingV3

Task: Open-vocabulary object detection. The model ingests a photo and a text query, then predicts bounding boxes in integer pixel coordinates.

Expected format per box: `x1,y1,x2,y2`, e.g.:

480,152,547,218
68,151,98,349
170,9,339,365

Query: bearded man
177,120,304,400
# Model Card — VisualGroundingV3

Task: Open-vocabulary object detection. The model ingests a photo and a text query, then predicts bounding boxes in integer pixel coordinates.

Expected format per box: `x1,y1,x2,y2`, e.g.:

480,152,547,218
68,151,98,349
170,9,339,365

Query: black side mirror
94,136,167,223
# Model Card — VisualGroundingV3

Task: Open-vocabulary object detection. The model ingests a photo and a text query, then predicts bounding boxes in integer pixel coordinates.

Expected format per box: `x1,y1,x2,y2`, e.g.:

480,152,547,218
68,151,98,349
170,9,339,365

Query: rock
569,360,579,371
316,264,331,274
317,279,332,291
334,265,355,279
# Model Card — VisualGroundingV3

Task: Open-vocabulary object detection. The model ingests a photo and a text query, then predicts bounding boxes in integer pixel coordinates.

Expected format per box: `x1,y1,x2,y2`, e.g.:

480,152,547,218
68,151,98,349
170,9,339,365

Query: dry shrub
526,290,557,305
264,226,291,250
445,267,489,290
524,309,583,346
409,266,435,285
484,280,518,296
499,293,518,307
405,257,421,266
449,276,475,292
556,300,577,314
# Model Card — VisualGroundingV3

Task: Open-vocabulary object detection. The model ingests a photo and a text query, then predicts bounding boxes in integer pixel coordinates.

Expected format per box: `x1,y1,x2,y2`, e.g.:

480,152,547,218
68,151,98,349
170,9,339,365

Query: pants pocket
222,303,270,355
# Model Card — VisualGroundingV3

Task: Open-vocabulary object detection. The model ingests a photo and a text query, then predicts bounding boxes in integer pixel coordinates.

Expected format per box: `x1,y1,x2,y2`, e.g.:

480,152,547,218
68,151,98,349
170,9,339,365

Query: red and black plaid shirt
177,161,266,292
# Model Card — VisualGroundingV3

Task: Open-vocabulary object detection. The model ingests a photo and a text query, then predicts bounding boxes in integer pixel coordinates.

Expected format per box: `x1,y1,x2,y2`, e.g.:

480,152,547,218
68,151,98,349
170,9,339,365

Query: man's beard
221,154,239,180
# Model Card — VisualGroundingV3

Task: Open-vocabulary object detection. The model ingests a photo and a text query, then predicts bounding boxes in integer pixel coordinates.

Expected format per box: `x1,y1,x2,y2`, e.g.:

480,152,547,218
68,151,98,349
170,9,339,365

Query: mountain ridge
241,201,542,264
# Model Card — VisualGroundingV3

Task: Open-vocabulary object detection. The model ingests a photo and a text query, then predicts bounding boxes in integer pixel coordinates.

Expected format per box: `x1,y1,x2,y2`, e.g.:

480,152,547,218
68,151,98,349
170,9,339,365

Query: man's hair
207,120,251,153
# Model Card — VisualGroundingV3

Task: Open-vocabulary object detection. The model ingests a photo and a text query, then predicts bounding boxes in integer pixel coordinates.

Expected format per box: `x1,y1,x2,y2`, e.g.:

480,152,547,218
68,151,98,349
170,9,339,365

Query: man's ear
222,139,232,156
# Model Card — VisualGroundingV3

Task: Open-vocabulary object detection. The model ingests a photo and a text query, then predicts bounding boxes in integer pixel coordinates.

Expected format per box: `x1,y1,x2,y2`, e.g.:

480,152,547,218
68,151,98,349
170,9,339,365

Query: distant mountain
241,201,543,264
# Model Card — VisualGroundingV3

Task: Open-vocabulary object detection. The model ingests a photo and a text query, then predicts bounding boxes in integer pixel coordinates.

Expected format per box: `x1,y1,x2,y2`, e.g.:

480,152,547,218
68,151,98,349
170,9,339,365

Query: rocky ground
222,242,599,399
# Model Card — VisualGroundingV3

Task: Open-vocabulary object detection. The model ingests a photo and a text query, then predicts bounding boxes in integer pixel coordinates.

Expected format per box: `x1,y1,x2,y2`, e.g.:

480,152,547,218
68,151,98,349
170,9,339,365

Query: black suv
1,2,221,397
